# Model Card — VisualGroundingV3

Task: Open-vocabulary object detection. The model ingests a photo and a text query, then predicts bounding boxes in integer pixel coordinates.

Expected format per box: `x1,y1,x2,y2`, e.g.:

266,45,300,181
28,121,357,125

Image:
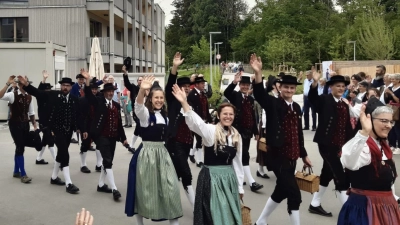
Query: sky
155,0,257,26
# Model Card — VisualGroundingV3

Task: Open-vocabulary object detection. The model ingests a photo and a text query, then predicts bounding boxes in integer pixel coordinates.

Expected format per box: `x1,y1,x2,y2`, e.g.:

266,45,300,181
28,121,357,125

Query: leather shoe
308,204,333,217
36,159,49,165
51,177,65,186
256,170,270,179
243,182,246,185
311,127,316,131
303,127,309,130
126,125,132,128
113,189,121,200
71,138,78,144
66,183,79,194
21,175,32,183
95,165,102,172
250,182,264,192
97,184,113,193
88,146,96,151
189,155,196,163
80,166,91,173
196,162,204,168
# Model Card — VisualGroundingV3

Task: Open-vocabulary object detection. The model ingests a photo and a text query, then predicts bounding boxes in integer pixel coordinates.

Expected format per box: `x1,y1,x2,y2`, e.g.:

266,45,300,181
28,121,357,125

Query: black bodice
140,113,167,142
204,143,237,166
348,159,397,191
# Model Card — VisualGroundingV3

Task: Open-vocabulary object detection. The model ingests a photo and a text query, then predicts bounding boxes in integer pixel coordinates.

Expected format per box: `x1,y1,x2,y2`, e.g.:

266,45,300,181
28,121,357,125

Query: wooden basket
257,137,267,152
295,167,320,194
241,202,252,225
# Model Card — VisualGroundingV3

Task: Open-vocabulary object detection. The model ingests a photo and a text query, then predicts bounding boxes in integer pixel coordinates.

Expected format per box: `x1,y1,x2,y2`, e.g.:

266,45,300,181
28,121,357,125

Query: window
116,30,122,41
90,20,102,37
0,17,29,42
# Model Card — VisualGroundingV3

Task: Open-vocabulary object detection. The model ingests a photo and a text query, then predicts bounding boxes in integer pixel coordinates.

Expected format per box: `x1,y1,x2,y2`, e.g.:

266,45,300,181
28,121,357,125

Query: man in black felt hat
81,70,127,201
0,75,38,184
35,70,56,165
164,52,196,208
251,54,312,225
187,75,212,167
307,71,353,216
20,75,81,194
78,77,103,174
224,73,265,192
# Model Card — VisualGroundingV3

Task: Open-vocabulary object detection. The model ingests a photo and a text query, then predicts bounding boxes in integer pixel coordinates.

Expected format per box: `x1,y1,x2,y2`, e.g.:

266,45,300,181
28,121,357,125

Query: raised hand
359,104,372,136
233,72,241,84
312,69,320,82
172,52,184,67
17,75,28,86
80,68,90,79
75,208,94,225
122,65,127,74
42,70,49,79
140,75,155,90
171,84,187,103
7,75,16,84
249,53,262,73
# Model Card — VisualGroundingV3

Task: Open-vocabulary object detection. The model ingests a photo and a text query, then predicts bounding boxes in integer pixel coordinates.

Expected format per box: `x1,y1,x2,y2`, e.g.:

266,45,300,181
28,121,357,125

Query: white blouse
183,110,245,194
134,102,168,127
341,131,388,171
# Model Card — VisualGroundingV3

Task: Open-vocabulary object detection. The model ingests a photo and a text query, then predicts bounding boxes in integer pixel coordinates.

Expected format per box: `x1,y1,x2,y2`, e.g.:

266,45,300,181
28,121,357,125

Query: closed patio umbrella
88,36,105,80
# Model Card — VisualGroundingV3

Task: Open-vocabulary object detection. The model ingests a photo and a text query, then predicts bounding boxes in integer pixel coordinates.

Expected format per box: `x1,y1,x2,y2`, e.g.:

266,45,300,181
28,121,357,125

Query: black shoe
308,205,333,217
88,146,96,151
36,159,49,165
80,166,91,173
303,127,309,130
196,162,204,167
250,182,264,192
189,155,196,163
123,124,128,127
66,183,79,194
113,189,121,200
95,165,102,172
97,184,113,193
243,182,246,185
256,170,270,179
311,127,316,131
13,172,21,178
51,177,65,186
126,125,132,128
71,138,78,144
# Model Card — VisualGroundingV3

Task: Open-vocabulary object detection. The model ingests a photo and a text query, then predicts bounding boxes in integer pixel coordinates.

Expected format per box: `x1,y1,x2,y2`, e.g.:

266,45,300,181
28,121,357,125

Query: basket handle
301,165,313,175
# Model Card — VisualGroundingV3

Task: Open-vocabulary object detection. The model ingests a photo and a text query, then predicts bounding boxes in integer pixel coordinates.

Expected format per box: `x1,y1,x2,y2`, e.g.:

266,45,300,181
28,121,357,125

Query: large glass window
90,20,102,37
0,17,29,42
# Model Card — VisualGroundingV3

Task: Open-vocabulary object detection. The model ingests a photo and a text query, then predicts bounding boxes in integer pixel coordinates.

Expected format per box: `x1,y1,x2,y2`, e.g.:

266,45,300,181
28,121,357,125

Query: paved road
1,100,400,225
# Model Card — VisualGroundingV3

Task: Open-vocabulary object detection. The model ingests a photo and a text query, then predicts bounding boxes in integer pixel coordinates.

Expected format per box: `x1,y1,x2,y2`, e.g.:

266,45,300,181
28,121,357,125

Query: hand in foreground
172,52,184,67
171,84,187,103
312,67,320,82
249,53,262,73
83,132,88,140
7,75,16,85
359,104,371,137
75,208,94,225
302,156,312,167
233,72,241,84
17,75,28,86
80,68,90,79
240,194,244,201
140,75,155,90
42,70,49,79
123,140,128,146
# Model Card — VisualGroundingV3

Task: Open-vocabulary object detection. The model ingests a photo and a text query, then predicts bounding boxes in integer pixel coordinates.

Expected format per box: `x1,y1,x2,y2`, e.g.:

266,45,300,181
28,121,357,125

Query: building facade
0,0,166,80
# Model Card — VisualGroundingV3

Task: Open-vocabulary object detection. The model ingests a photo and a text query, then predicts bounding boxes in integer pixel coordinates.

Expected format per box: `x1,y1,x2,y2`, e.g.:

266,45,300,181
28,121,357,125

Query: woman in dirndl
125,76,182,225
171,84,244,225
338,96,400,225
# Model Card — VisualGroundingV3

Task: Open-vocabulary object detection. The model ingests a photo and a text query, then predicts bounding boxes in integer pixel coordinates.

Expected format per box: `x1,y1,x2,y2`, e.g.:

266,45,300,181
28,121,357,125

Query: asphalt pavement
1,95,400,225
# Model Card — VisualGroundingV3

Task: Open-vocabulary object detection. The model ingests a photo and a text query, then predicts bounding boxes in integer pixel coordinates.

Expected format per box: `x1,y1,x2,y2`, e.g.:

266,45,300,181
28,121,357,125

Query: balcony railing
86,37,110,55
86,0,108,2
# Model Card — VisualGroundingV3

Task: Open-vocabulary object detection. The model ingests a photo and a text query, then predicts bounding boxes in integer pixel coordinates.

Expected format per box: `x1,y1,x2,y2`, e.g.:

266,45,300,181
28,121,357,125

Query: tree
190,36,212,65
357,10,396,59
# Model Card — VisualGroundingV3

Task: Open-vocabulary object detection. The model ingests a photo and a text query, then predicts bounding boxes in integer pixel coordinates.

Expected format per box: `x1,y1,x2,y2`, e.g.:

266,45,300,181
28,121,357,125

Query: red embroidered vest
280,103,300,160
241,96,254,130
101,103,119,138
176,119,193,145
10,92,32,122
331,100,348,148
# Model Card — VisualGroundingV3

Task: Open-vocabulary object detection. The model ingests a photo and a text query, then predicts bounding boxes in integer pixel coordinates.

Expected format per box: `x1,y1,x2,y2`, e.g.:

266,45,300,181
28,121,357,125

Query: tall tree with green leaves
190,36,212,65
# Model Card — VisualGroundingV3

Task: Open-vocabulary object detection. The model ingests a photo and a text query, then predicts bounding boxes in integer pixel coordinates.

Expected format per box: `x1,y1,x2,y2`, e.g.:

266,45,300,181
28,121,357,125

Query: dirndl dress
194,144,242,225
125,113,182,220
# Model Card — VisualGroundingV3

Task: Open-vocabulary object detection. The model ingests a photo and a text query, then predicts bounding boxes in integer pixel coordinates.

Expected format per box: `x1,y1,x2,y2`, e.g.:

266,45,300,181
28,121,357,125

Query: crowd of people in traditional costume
1,52,400,225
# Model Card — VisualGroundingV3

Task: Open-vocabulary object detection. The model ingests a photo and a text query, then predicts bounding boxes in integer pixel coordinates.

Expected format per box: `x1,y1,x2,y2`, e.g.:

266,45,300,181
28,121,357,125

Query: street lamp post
216,42,223,75
209,31,221,86
347,41,356,61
